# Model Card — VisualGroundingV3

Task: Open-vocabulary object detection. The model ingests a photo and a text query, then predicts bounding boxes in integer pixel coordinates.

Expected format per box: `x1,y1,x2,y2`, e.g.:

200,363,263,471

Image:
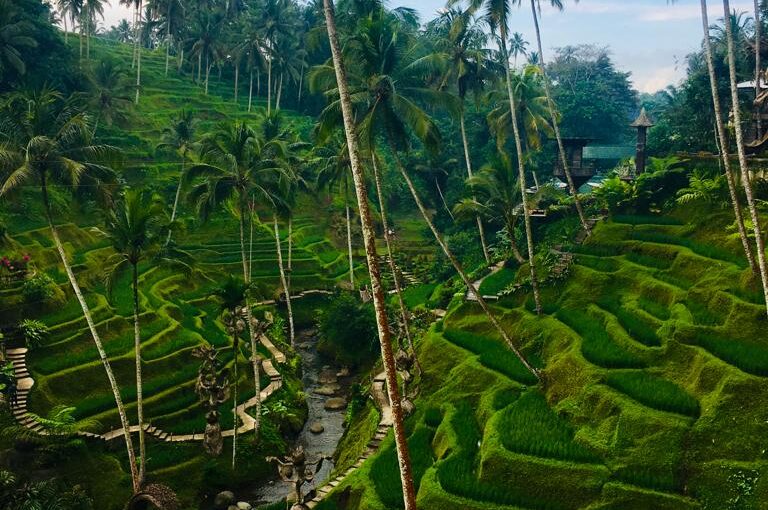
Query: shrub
18,319,49,349
21,273,57,303
498,390,601,463
606,371,699,417
316,292,378,367
597,298,661,347
697,332,768,376
555,308,644,368
442,329,539,385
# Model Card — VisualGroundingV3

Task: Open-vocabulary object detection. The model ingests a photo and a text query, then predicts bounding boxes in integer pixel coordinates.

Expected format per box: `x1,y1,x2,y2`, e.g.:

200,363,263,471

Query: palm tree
257,0,296,114
527,0,591,234
87,57,132,136
462,0,543,313
755,0,762,138
190,12,225,95
320,1,417,507
721,0,768,316
187,121,291,423
83,0,106,60
0,0,38,78
157,110,196,246
56,0,81,44
428,8,493,263
509,32,528,68
96,190,170,485
114,19,133,44
692,0,758,274
455,153,527,263
313,136,357,288
234,24,267,112
0,89,140,494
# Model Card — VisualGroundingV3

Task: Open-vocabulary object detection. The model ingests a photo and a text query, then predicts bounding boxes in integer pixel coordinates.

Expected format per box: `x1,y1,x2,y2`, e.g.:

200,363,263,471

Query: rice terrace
2,0,768,508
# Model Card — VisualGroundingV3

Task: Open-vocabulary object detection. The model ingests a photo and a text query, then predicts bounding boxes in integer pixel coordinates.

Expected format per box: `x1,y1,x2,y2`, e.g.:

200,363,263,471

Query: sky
95,0,758,94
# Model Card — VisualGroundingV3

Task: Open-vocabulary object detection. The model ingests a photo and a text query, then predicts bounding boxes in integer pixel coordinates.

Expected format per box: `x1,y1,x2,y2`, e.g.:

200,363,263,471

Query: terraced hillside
316,214,768,510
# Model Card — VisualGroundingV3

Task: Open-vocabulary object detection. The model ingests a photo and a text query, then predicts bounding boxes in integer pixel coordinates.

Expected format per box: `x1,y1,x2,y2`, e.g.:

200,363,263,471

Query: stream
249,329,350,506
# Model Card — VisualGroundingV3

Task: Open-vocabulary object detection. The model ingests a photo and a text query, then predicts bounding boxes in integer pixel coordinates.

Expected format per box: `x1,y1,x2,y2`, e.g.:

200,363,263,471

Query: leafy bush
499,390,601,463
316,292,378,367
555,308,644,368
442,329,539,385
606,371,699,417
18,319,49,349
696,332,768,376
21,273,57,303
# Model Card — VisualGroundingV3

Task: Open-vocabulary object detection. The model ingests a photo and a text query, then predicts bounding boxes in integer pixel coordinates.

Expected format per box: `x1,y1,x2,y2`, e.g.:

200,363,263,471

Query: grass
576,255,620,273
597,297,661,347
498,390,601,463
683,298,723,326
401,283,438,308
605,371,699,417
626,250,675,270
637,296,672,321
696,331,768,376
555,308,644,369
442,329,539,385
478,266,518,295
612,215,684,226
629,231,748,268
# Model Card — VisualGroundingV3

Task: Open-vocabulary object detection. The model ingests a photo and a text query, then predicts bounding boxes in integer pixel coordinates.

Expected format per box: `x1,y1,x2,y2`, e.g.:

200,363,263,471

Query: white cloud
634,65,683,93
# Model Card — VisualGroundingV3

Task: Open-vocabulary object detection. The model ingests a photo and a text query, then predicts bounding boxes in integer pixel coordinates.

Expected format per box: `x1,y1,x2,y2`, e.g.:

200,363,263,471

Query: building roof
630,107,654,128
583,145,635,160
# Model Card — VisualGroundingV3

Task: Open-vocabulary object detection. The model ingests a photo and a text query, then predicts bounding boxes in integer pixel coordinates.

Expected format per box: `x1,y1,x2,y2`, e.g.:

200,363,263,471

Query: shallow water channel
249,330,350,506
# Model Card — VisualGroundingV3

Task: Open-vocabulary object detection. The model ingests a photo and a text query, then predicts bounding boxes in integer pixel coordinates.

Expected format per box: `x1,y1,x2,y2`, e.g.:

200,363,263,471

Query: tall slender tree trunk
501,37,542,314
164,1,172,77
723,0,768,317
371,153,414,352
135,28,142,105
237,201,261,436
267,57,272,115
388,137,540,380
41,179,140,494
756,0,763,139
530,0,590,234
132,264,146,486
86,6,90,61
435,178,454,220
273,215,295,347
132,6,139,69
197,53,202,83
63,15,68,44
248,70,254,112
205,56,210,95
79,14,83,61
344,177,355,287
276,72,283,111
234,65,239,105
178,45,184,73
699,0,758,273
231,329,238,469
297,62,305,106
321,2,417,508
460,111,491,264
257,68,261,98
166,152,186,246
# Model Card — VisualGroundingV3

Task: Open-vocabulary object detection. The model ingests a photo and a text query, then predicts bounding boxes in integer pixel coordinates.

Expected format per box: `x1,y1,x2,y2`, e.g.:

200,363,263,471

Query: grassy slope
0,37,365,509
320,212,768,510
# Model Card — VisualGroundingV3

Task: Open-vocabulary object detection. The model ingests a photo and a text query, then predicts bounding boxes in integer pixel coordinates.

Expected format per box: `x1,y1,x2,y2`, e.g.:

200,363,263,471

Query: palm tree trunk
41,178,140,493
344,177,355,287
298,62,305,106
267,57,272,115
371,153,414,352
231,330,238,469
699,0,758,274
276,72,283,111
234,65,239,105
435,177,454,220
79,13,83,61
460,110,491,264
132,5,139,69
165,1,172,77
197,53,202,83
166,153,185,246
132,263,146,486
205,56,210,95
321,2,417,507
501,36,542,315
135,38,142,105
756,0,763,139
257,68,261,97
178,45,184,73
529,0,590,235
248,70,254,112
237,201,261,436
63,15,68,44
86,7,90,61
273,215,295,347
723,0,768,317
388,137,540,380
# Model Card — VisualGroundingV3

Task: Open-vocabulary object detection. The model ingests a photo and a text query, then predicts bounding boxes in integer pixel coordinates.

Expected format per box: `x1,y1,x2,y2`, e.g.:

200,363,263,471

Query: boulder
336,367,350,377
309,422,325,434
314,384,340,396
324,397,347,411
237,503,253,510
318,369,338,385
214,491,236,509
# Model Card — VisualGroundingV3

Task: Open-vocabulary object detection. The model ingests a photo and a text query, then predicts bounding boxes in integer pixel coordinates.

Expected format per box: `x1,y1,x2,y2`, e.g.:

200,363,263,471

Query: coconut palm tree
690,0,758,274
83,0,106,60
755,0,762,138
0,89,140,494
320,1,417,507
234,24,267,112
187,121,292,419
461,0,543,313
87,57,132,136
0,0,38,78
509,32,528,68
190,11,225,95
157,110,196,246
95,190,172,485
427,8,493,263
257,0,297,114
527,0,591,234
56,0,81,44
721,0,768,316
